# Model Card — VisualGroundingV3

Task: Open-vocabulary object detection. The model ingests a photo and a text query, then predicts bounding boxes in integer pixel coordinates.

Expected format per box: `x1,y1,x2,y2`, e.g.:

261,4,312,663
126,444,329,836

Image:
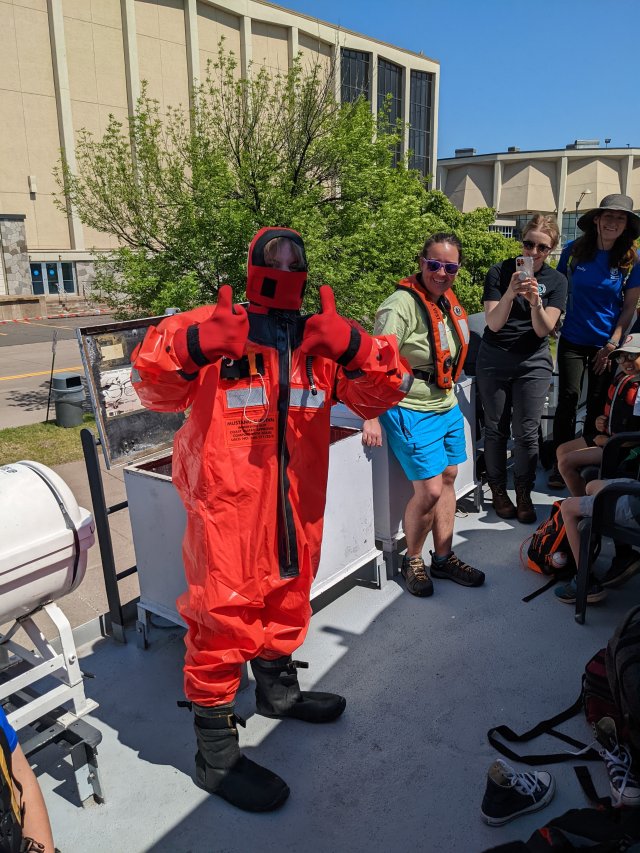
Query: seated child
556,333,640,498
555,477,640,603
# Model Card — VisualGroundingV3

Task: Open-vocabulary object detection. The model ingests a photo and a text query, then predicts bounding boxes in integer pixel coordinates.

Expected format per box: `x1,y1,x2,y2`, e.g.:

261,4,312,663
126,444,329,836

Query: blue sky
281,0,640,158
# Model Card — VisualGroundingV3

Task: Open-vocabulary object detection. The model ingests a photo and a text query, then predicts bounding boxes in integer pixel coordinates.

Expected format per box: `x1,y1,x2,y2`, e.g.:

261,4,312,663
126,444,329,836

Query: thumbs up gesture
300,286,373,369
174,285,248,373
197,285,248,362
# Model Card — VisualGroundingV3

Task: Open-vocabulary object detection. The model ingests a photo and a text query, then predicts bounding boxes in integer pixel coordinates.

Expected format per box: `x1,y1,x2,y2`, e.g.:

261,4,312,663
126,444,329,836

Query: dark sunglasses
615,352,639,362
522,239,552,253
422,258,461,275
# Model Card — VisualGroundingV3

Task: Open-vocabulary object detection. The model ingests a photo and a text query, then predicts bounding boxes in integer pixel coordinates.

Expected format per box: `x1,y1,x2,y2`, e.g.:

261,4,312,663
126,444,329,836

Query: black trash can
52,373,85,428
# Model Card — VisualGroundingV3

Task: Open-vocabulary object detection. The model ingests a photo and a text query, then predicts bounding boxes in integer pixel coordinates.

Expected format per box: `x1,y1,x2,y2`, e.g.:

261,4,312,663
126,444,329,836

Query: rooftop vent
454,148,476,157
507,146,520,153
566,139,600,150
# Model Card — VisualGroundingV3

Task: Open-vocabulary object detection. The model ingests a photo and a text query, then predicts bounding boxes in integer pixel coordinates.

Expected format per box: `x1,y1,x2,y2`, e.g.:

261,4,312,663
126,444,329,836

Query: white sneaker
595,717,640,807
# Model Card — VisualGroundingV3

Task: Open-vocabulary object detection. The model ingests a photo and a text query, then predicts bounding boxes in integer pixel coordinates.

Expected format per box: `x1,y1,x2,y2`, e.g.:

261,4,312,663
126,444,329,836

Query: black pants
553,336,613,449
476,341,553,488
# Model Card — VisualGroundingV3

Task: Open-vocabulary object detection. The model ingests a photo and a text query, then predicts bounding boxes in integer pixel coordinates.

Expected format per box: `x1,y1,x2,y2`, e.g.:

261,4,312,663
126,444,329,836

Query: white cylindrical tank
0,461,94,624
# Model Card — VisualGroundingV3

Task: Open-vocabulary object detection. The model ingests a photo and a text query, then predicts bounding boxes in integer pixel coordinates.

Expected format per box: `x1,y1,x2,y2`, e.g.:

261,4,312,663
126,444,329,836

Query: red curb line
0,310,107,325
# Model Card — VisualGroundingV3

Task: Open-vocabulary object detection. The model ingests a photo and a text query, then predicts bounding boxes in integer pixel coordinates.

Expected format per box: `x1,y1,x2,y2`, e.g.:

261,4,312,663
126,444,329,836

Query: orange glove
300,286,373,370
174,285,248,374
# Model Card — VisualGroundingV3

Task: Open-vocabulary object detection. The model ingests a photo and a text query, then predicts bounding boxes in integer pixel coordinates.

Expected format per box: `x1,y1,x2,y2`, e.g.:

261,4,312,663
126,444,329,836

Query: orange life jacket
396,275,469,390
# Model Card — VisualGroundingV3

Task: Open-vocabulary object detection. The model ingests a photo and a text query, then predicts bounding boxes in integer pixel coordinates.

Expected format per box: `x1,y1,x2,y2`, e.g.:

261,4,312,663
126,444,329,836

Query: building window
30,262,76,296
489,224,515,239
408,70,433,178
560,213,585,247
340,48,370,103
377,59,403,165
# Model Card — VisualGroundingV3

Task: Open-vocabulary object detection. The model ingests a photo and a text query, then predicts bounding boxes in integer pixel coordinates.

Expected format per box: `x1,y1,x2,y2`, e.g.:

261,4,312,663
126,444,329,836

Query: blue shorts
380,404,467,481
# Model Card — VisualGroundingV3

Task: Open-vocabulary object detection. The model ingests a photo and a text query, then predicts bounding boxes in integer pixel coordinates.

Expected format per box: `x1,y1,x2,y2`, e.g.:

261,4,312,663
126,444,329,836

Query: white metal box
124,425,381,628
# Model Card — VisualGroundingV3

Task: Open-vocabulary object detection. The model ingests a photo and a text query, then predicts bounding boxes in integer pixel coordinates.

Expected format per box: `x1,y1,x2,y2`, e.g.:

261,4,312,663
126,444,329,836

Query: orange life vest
397,275,470,390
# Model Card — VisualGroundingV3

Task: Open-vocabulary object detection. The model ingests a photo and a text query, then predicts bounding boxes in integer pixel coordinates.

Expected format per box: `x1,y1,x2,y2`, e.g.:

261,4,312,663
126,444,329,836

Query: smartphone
515,256,534,280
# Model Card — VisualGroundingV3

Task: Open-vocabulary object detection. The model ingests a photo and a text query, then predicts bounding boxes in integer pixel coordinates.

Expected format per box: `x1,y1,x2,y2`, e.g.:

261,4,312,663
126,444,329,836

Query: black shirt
482,258,568,353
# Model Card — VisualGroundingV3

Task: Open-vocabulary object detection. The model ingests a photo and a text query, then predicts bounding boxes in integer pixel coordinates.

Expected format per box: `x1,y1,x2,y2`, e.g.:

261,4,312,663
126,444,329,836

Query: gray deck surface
32,468,638,853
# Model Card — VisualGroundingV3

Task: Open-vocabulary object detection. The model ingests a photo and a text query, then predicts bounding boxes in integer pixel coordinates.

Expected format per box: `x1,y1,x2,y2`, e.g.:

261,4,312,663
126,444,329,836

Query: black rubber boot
250,656,346,723
192,702,289,812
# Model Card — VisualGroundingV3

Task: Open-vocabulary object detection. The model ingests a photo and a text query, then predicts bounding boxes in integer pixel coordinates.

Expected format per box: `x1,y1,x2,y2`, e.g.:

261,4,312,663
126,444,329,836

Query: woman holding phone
476,215,567,523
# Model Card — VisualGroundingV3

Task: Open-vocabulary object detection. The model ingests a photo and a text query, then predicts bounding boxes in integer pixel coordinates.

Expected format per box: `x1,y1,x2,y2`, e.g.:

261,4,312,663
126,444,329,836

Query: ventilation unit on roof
507,146,520,153
566,139,600,150
454,148,476,157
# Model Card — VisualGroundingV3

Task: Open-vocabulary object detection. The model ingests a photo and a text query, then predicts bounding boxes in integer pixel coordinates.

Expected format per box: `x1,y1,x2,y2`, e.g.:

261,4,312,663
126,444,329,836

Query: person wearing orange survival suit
132,227,411,812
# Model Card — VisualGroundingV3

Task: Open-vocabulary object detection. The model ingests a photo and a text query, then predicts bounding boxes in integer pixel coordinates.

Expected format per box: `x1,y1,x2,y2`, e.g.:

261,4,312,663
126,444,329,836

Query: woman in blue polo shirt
549,194,640,489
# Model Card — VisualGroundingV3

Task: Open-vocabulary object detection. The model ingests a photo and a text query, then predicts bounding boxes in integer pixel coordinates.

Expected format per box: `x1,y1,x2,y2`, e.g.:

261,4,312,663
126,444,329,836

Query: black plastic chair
575,432,640,624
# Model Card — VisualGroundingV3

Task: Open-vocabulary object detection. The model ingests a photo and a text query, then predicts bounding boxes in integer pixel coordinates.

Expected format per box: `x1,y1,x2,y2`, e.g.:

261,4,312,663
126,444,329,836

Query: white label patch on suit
225,387,267,408
289,388,325,408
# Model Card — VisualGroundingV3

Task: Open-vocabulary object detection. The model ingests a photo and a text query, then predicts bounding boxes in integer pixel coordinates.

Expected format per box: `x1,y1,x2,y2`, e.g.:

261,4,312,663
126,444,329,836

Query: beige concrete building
0,0,439,311
437,142,640,249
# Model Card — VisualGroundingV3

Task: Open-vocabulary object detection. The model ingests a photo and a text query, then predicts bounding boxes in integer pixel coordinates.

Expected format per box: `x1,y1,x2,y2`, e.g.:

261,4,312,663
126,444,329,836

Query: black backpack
606,605,640,760
521,501,575,602
526,501,575,577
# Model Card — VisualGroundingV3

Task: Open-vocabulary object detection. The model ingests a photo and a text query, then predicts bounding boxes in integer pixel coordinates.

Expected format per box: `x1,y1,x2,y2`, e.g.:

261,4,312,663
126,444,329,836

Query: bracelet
534,299,544,310
606,338,619,347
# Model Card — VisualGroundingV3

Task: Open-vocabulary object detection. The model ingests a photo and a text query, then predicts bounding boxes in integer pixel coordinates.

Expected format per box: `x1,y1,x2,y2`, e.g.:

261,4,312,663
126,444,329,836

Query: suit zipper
279,321,292,568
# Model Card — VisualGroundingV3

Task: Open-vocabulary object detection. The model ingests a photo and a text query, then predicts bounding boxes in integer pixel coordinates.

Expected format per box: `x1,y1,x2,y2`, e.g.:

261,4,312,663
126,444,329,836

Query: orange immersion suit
132,230,410,706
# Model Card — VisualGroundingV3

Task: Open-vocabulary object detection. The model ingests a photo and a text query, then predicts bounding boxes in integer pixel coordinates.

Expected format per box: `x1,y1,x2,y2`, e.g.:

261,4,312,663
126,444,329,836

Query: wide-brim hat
578,193,640,238
615,333,640,355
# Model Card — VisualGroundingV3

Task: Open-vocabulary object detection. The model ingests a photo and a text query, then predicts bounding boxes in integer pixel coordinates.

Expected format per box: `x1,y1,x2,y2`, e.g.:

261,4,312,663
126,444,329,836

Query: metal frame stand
0,603,98,731
21,707,104,806
81,428,137,643
0,602,104,806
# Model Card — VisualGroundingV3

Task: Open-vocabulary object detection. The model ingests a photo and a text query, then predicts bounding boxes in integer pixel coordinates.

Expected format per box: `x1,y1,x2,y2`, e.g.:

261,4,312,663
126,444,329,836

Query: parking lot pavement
0,339,86,429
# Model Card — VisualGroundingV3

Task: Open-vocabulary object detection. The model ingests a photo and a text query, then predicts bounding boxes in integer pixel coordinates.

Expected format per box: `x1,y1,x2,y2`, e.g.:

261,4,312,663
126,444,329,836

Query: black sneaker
400,555,433,597
429,551,485,587
601,551,640,588
481,759,555,826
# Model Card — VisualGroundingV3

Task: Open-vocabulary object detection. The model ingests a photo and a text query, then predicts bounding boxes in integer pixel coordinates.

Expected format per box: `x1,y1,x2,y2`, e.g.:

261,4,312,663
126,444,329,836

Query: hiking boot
515,483,537,525
250,656,346,723
429,551,485,587
601,550,640,589
480,759,555,825
400,554,434,597
489,484,517,519
554,578,607,605
193,702,289,812
595,716,640,807
547,465,565,490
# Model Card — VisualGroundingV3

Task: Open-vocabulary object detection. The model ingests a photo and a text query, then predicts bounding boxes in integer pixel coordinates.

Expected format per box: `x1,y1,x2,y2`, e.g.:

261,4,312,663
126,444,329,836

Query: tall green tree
57,46,518,322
